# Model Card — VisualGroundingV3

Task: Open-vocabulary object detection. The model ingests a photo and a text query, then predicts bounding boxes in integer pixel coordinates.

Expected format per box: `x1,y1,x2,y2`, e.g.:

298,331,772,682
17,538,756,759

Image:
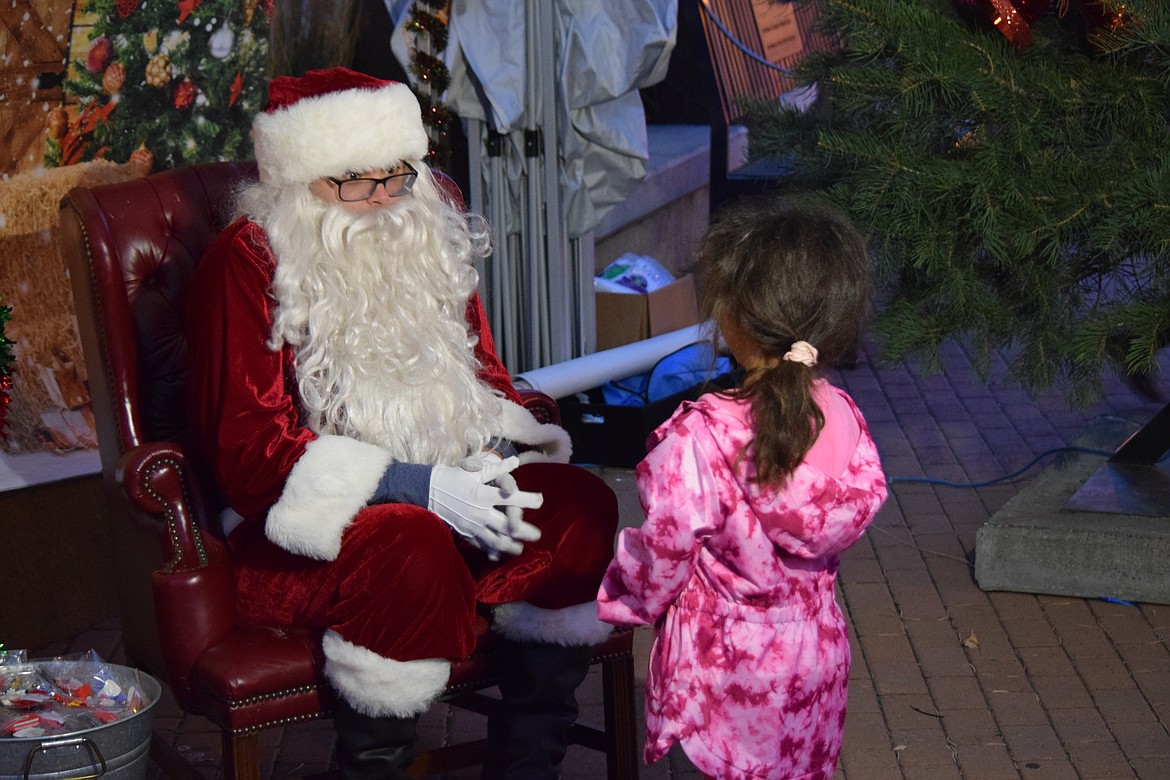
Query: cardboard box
557,372,739,468
595,274,699,351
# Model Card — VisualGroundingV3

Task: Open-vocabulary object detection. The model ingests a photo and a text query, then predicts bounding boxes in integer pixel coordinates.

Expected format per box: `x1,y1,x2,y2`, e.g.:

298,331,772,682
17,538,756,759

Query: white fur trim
265,435,393,560
322,630,450,717
498,399,572,464
491,601,614,647
253,83,428,185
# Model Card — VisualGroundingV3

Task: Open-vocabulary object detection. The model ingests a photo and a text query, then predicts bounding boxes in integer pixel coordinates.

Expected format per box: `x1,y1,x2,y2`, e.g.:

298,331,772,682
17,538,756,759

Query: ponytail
737,360,823,487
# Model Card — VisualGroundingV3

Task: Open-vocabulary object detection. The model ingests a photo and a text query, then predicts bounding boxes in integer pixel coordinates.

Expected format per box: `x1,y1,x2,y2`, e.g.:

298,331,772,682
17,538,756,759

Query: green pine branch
744,0,1170,404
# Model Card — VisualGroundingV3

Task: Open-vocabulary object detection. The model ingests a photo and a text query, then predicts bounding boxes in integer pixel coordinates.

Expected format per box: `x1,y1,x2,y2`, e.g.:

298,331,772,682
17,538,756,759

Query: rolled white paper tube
513,323,714,400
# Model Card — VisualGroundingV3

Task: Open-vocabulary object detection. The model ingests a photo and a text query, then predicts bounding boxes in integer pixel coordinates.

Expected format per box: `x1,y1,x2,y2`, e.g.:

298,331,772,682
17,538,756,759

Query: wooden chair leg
602,652,640,780
222,730,262,780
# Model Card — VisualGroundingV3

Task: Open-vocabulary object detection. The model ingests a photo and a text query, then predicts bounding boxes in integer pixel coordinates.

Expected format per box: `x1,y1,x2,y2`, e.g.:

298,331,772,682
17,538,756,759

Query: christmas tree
46,0,272,171
0,299,13,440
745,0,1169,404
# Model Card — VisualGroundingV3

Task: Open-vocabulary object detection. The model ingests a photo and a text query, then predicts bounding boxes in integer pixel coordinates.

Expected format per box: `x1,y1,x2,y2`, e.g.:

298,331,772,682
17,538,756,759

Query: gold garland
407,1,455,170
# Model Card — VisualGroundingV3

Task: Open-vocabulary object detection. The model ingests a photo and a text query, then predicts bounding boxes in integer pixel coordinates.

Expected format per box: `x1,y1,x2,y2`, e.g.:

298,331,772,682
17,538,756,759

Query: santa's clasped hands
428,454,543,560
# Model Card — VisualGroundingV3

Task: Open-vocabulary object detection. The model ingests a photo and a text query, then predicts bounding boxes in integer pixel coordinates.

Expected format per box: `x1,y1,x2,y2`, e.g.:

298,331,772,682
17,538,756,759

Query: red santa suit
184,70,617,720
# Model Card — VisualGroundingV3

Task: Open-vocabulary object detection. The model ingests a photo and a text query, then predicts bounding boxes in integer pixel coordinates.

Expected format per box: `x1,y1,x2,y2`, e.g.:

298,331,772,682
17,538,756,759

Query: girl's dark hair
696,196,872,487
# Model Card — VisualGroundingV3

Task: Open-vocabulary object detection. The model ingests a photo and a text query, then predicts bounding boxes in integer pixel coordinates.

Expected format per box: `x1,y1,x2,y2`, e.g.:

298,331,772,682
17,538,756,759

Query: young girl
597,197,888,780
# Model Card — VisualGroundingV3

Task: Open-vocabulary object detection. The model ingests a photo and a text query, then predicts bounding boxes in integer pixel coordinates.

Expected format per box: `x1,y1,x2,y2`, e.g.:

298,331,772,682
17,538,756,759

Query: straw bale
0,160,146,454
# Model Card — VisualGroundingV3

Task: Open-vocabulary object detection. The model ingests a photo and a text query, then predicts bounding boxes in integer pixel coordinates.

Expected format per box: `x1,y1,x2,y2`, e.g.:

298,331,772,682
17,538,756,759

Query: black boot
483,639,592,779
332,697,420,780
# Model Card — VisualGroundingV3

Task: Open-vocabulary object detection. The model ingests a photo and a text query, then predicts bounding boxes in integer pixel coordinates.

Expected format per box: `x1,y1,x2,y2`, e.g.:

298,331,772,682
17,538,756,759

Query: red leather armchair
59,162,637,779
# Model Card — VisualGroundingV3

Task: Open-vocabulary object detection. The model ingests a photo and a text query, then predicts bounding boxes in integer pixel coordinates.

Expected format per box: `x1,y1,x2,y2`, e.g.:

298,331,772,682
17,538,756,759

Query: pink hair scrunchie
782,341,818,367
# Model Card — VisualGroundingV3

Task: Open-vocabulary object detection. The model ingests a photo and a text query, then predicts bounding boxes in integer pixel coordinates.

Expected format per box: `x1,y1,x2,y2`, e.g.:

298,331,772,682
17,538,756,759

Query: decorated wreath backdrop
46,0,272,170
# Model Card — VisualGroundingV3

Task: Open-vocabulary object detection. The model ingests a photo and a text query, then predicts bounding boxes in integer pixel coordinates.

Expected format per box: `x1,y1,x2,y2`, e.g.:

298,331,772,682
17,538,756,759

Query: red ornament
0,379,10,441
229,72,244,107
86,37,113,73
173,79,197,110
1079,0,1133,49
958,0,1134,49
178,0,204,25
958,0,1049,47
117,0,139,18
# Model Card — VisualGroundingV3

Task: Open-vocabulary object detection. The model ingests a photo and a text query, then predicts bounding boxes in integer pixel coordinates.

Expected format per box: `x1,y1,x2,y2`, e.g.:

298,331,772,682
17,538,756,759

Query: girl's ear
720,316,766,371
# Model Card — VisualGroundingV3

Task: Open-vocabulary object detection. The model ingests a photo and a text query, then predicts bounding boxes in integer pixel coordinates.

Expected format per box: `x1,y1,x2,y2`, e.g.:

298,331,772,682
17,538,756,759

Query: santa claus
185,67,619,778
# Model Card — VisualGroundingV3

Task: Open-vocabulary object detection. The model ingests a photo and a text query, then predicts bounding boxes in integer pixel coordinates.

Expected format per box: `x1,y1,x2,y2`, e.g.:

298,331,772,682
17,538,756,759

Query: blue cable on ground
882,445,1161,605
886,445,1117,489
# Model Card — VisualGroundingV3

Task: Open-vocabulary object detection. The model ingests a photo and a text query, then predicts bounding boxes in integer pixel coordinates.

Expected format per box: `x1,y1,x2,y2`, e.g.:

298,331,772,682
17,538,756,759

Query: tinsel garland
0,301,13,440
407,1,456,170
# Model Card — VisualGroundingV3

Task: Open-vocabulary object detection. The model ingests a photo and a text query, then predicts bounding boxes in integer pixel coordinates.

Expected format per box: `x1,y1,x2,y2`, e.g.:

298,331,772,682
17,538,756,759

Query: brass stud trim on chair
224,683,323,709
143,457,209,569
228,708,330,737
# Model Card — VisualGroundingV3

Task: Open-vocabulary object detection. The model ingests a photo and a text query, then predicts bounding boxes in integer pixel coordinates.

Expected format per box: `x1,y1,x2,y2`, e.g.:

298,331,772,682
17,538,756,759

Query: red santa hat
252,67,429,186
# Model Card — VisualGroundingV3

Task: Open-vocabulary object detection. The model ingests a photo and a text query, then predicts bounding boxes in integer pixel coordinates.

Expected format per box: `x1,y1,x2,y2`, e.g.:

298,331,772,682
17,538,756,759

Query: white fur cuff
492,601,614,647
322,630,450,718
265,435,394,560
498,399,572,464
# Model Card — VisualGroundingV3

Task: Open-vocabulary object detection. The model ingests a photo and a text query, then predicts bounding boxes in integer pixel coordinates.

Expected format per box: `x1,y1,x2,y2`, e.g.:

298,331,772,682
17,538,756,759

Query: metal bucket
1,666,160,780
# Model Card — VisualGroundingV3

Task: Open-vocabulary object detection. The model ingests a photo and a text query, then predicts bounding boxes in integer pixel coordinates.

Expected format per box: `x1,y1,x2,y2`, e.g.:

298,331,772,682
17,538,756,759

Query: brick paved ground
31,337,1170,778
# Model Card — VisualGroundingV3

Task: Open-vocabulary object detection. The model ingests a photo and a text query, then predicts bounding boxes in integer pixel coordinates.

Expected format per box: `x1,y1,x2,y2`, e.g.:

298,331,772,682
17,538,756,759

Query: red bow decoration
956,0,1131,48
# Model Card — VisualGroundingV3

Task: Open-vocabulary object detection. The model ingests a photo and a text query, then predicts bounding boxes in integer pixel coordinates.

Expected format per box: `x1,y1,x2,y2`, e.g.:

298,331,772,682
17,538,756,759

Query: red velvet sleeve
467,293,522,405
186,218,316,520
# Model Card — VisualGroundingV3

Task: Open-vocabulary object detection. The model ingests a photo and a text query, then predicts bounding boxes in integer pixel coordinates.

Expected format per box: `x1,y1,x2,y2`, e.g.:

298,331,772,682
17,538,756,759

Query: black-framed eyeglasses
327,163,418,201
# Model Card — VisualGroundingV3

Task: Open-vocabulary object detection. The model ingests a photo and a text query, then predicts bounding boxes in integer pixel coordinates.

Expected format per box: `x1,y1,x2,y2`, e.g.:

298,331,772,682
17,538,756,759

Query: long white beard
245,179,503,465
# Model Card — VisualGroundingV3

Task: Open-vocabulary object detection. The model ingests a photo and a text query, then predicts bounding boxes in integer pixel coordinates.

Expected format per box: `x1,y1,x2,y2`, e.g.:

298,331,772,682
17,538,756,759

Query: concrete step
975,415,1170,604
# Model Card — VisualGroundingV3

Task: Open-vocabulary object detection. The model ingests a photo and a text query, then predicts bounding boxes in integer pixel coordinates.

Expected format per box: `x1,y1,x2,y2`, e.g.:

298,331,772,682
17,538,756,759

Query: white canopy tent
390,0,677,374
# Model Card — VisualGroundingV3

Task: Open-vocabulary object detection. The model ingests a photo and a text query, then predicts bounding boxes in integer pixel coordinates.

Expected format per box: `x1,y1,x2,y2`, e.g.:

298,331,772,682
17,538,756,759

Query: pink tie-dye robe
598,382,886,779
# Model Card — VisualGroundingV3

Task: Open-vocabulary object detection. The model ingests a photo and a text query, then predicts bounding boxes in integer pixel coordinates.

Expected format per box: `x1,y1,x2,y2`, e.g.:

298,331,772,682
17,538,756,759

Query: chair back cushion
61,161,259,471
60,162,258,678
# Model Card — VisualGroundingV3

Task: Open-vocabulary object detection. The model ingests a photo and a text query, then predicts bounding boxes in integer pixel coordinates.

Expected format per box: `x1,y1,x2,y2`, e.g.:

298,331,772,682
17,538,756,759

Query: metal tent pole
476,121,519,369
467,117,490,316
521,0,556,371
464,1,595,371
538,0,574,365
494,133,520,369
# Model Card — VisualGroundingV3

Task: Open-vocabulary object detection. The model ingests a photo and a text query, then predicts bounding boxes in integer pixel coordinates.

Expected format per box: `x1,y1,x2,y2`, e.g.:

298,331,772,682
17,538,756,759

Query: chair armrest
518,389,561,426
117,441,210,573
120,442,241,705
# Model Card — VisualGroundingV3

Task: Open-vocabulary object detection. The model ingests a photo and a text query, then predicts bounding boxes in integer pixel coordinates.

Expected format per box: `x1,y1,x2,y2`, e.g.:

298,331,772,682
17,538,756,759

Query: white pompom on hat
253,66,429,186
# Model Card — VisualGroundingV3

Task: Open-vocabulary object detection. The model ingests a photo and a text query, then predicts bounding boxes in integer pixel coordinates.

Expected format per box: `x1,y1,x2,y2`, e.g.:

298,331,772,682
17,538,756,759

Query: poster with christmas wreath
0,0,270,491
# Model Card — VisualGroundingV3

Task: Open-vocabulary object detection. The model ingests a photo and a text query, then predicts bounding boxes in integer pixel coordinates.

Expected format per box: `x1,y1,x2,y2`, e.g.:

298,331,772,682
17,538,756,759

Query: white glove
464,454,544,546
459,452,543,536
430,456,543,560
